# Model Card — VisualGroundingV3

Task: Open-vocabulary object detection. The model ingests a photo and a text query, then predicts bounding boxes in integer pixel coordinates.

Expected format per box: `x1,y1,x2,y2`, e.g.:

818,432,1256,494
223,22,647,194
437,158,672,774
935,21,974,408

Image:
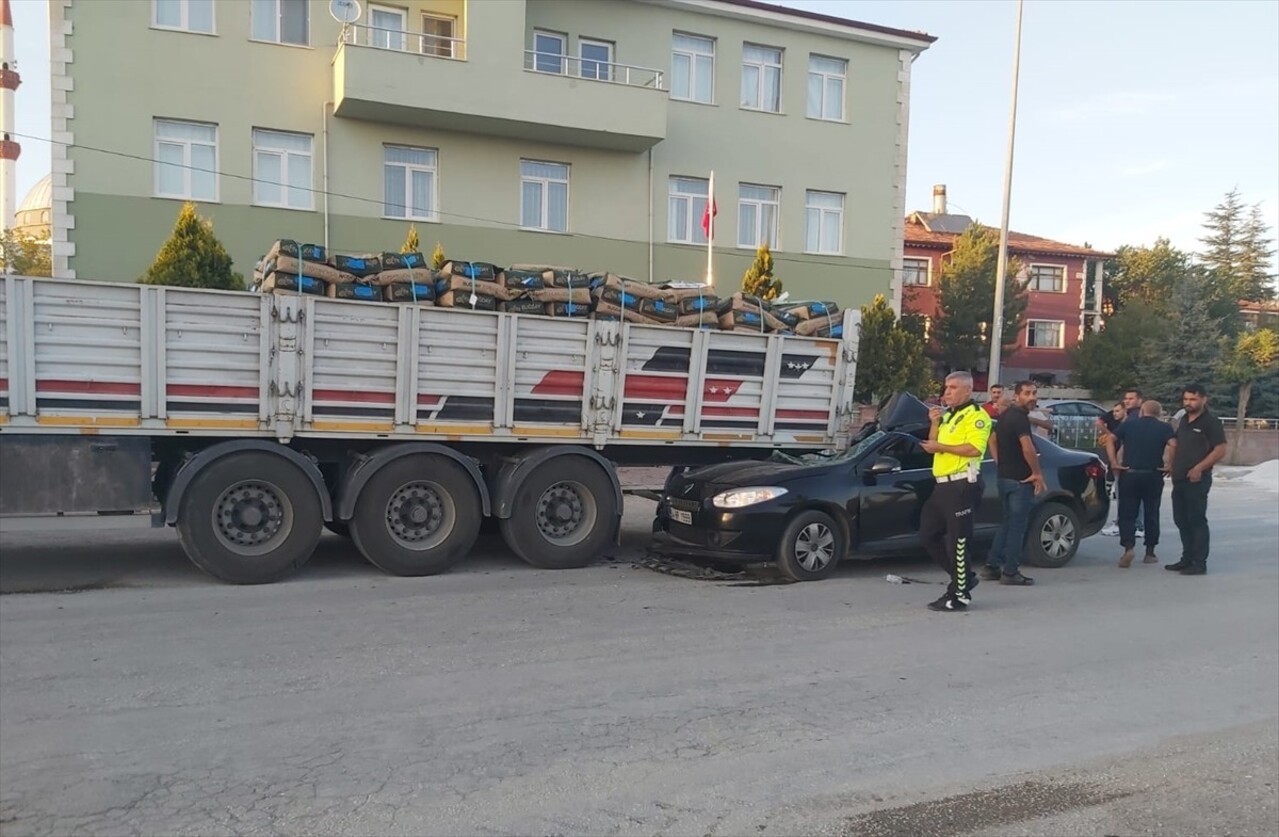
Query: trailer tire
176,452,323,584
348,455,481,576
500,457,617,570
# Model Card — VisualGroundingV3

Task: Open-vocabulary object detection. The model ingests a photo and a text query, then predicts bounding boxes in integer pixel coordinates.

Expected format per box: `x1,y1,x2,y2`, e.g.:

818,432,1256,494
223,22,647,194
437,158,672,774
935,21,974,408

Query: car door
854,434,935,548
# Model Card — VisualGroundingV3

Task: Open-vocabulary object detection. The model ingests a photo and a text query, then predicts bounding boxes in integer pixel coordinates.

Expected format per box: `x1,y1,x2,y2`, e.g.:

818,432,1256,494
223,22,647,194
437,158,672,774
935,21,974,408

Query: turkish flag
700,196,718,237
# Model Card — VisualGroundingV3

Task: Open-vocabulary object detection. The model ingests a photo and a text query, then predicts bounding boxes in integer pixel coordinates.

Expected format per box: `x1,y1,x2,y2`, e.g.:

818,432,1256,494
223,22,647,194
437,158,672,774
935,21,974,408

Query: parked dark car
653,392,1110,581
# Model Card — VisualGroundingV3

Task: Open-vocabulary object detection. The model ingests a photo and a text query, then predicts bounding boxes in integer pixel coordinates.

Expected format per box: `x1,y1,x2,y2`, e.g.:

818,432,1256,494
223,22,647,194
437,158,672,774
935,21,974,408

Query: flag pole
706,170,715,288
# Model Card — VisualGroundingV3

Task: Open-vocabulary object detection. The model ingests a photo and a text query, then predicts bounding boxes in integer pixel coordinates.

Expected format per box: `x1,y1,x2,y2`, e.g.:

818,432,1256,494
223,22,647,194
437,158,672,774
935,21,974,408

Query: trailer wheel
500,457,617,569
176,452,323,584
349,455,481,576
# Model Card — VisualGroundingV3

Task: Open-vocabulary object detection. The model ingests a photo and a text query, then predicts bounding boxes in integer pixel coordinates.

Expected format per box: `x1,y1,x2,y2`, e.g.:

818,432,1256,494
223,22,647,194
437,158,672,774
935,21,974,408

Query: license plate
671,509,693,525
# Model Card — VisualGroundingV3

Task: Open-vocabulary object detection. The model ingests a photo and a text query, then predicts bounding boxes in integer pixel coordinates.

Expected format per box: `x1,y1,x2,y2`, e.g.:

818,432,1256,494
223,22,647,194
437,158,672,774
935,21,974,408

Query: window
251,0,308,46
807,54,846,120
1028,264,1066,292
738,183,780,249
580,38,614,81
902,257,930,286
668,177,709,245
153,119,217,201
422,14,456,57
533,30,566,74
671,33,714,103
805,190,844,255
369,4,407,51
153,0,214,33
1027,320,1065,349
882,435,933,472
520,160,569,232
741,44,782,112
253,129,313,210
384,146,437,221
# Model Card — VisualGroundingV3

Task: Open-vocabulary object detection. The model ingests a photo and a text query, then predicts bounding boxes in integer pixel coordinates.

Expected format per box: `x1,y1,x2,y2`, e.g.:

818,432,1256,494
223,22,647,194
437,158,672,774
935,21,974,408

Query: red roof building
901,185,1112,387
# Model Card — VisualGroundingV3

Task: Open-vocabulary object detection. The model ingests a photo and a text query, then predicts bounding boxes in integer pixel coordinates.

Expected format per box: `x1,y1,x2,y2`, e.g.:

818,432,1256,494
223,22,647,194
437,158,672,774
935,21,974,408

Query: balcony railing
342,23,466,60
523,50,665,90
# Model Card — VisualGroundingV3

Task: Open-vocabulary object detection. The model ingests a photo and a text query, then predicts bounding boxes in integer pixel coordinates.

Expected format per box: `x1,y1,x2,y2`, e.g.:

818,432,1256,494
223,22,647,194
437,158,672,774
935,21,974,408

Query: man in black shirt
1166,384,1228,575
984,381,1046,586
1103,399,1176,567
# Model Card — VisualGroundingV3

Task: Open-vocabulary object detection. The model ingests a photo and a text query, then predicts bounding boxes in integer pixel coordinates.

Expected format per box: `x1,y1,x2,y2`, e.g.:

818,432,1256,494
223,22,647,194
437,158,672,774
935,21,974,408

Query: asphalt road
1,475,1276,836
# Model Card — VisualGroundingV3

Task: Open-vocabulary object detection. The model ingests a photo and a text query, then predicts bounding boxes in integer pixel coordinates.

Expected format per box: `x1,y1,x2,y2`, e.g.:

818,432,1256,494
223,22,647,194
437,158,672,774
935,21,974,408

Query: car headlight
712,487,789,509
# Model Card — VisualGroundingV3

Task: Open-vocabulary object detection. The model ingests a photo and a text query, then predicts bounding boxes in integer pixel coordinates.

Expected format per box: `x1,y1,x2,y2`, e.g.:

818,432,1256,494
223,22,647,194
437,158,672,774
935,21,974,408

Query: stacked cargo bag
795,314,843,338
528,285,591,316
329,279,384,302
373,252,435,304
503,297,548,315
332,253,383,279
259,240,339,296
717,292,789,332
639,295,679,324
588,272,664,324
435,260,505,310
499,266,547,297
661,282,721,329
779,299,840,322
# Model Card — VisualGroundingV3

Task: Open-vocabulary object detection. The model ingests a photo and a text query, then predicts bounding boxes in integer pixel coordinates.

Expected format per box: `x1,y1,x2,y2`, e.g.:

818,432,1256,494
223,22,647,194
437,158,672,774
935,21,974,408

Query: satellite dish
329,0,362,24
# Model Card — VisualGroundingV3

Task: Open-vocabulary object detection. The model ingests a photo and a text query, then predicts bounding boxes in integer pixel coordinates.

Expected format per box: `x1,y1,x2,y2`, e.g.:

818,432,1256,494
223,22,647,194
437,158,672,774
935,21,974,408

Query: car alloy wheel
1040,511,1077,560
795,521,836,572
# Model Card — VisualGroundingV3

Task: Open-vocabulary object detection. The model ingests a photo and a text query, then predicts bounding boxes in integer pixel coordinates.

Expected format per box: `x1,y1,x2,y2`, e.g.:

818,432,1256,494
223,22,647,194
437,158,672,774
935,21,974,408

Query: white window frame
579,38,614,81
152,0,215,34
741,43,783,113
368,4,408,51
667,176,709,245
153,119,219,202
383,145,439,222
902,257,931,287
804,190,844,255
671,32,715,104
421,13,456,58
251,0,309,47
252,129,314,211
738,183,781,250
520,160,570,233
1026,319,1065,349
807,54,847,121
533,29,567,75
1027,263,1067,293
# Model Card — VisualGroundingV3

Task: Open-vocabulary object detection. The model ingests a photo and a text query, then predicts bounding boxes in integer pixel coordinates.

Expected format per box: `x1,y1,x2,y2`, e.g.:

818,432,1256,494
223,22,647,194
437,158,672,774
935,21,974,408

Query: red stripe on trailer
0,376,7,393
417,394,442,407
167,384,259,399
36,379,141,396
624,375,687,400
702,379,743,402
668,405,761,418
777,409,830,420
531,370,585,396
312,388,396,404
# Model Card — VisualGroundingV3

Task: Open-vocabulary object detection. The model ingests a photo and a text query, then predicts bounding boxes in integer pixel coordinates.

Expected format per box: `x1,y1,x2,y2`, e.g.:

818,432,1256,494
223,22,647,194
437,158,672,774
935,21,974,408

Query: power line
13,130,907,276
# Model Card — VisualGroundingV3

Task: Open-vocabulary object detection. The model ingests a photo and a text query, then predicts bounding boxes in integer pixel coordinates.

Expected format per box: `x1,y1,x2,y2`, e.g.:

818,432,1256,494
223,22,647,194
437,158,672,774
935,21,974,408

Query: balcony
333,25,668,153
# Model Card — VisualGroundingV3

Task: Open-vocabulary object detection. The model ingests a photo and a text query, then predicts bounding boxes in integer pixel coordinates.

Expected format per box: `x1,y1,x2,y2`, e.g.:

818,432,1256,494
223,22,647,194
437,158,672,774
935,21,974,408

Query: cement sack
327,282,383,302
266,239,326,263
501,268,546,294
435,275,510,300
383,281,437,303
375,268,435,287
660,283,714,302
529,287,591,305
591,285,645,312
717,293,788,332
545,301,591,318
332,253,383,278
675,312,720,328
503,297,548,315
266,254,344,285
718,309,772,332
592,300,660,324
795,314,842,338
639,297,680,323
380,251,428,272
440,260,498,281
778,300,840,321
587,272,664,300
676,293,721,316
261,271,327,296
436,291,499,311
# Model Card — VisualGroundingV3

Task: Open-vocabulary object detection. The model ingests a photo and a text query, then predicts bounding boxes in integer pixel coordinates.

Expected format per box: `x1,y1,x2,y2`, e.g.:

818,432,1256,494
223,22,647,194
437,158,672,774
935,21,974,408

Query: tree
1069,300,1164,398
1101,238,1189,313
929,223,1027,373
138,203,243,290
401,224,420,254
853,295,936,403
1220,327,1279,463
1143,268,1228,404
1200,189,1276,302
429,241,446,271
741,242,782,300
0,229,52,277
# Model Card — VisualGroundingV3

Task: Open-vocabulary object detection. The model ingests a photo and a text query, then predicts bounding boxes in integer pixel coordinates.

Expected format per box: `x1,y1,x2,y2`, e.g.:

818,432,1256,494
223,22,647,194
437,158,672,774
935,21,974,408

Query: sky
8,0,1279,255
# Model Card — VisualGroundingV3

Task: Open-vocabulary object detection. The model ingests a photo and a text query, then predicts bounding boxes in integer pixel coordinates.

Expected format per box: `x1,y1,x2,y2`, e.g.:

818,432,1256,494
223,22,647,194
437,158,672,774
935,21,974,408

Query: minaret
1,0,20,233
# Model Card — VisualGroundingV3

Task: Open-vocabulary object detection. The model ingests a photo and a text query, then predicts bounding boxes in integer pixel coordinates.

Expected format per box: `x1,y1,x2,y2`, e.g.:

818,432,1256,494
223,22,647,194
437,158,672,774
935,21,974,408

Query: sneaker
1101,523,1120,537
980,565,1002,581
927,595,968,612
1143,552,1159,564
1000,572,1035,586
1118,549,1135,568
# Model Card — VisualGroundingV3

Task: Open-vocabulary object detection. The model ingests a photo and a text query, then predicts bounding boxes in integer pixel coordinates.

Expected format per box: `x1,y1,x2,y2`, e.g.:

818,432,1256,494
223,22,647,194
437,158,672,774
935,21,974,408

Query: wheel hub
215,482,287,550
385,482,449,548
537,483,586,540
795,522,835,572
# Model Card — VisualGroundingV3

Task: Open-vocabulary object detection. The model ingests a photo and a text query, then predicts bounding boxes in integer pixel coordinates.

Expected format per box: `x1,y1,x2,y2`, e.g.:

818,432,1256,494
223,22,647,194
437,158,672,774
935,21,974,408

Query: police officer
1103,399,1176,567
920,371,993,612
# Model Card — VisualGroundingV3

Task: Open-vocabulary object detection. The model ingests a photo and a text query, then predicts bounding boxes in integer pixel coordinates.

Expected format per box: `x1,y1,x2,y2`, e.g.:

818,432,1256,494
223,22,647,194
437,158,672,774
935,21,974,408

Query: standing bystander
984,381,1047,585
1167,385,1227,575
1104,400,1177,567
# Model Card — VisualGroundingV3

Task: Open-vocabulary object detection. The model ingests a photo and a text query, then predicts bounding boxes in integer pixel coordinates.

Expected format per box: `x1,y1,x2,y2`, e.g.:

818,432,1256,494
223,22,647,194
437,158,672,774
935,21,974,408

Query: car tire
1023,501,1081,568
776,510,845,581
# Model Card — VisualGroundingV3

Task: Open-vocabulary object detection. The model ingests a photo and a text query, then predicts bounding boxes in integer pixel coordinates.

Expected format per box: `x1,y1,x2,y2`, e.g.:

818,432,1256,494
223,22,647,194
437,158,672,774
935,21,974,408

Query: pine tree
1143,268,1228,404
854,295,936,403
401,224,421,254
429,241,446,271
1199,189,1244,296
741,242,782,300
1199,189,1276,302
138,203,243,290
929,223,1028,373
1237,204,1277,301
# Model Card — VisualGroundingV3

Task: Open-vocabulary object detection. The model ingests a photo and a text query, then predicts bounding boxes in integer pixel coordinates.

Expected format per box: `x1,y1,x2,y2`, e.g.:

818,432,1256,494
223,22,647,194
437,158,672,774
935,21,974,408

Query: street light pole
987,0,1024,387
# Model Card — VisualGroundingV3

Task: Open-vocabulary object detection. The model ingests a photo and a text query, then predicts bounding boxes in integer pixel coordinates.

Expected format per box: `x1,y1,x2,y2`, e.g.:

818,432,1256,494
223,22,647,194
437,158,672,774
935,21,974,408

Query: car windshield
770,430,886,465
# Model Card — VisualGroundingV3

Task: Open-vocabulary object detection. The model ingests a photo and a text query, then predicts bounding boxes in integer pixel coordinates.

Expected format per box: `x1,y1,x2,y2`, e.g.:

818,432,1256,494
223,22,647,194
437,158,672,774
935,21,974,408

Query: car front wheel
776,510,845,581
1023,501,1081,568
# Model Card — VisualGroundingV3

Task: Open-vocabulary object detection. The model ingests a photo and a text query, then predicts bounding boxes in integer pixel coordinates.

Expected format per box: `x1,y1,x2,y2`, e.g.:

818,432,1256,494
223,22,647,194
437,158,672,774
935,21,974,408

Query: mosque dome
13,173,51,240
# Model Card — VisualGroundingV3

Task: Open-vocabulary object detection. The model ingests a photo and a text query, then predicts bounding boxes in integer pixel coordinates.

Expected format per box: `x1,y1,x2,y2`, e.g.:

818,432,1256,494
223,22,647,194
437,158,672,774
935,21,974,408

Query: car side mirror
868,455,902,475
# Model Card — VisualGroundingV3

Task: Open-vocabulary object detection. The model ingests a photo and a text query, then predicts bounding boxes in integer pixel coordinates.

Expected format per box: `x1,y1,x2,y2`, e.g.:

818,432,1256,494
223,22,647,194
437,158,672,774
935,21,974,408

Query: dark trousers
920,480,982,599
989,478,1033,575
1172,475,1212,568
1118,471,1165,549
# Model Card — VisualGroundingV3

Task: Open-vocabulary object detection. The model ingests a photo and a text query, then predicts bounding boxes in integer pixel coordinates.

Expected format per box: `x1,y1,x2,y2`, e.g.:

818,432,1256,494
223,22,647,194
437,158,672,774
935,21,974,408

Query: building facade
902,186,1109,387
48,0,932,306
